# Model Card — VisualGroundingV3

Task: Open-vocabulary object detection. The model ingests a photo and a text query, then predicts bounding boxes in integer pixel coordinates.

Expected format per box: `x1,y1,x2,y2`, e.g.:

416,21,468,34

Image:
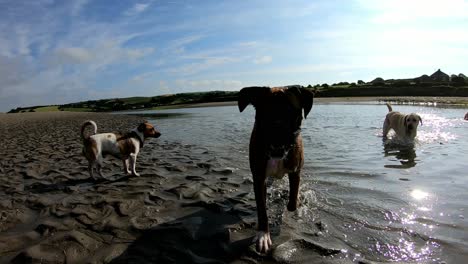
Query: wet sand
0,112,347,264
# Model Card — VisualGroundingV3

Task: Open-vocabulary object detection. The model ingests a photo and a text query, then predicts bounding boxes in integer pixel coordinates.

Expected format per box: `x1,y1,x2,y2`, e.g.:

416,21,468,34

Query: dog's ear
404,115,408,127
287,86,314,119
238,87,270,112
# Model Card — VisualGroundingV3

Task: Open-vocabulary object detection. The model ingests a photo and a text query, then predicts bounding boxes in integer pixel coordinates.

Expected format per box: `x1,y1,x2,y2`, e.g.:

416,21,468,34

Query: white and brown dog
81,120,161,179
383,103,422,141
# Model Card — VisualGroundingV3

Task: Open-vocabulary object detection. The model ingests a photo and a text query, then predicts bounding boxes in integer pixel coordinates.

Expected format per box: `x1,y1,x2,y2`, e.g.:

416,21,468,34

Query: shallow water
123,103,468,263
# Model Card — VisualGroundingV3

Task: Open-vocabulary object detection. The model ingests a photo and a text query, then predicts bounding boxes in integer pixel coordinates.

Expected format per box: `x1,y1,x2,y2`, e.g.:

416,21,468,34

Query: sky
1,0,468,112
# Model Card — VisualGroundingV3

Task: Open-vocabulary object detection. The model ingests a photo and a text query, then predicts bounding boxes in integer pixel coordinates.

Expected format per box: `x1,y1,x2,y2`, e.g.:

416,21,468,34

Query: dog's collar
129,129,145,147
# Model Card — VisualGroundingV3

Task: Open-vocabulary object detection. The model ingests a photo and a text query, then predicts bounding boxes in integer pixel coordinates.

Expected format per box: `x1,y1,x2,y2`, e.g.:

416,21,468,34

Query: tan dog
383,103,422,141
81,120,161,179
238,86,314,253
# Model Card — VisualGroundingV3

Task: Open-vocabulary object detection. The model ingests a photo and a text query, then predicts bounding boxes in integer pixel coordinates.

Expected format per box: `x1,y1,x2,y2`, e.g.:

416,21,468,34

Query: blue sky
1,0,468,111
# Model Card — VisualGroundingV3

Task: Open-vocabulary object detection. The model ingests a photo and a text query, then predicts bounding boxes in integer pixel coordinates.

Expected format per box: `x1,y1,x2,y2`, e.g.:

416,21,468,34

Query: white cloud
238,41,259,47
0,55,32,93
130,72,155,82
175,79,242,89
50,42,154,69
167,35,204,54
253,55,272,64
1,67,91,111
16,26,31,56
168,56,240,75
127,47,155,60
54,47,93,64
124,2,151,16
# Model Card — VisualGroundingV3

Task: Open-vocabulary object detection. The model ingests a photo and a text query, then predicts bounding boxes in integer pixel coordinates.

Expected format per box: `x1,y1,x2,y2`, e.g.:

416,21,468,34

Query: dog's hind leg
96,156,106,179
122,159,131,175
129,153,140,177
287,171,301,211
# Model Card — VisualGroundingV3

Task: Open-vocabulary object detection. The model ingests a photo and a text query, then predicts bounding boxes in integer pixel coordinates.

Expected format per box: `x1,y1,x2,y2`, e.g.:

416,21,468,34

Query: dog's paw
254,231,272,253
287,201,297,211
132,172,141,177
125,170,132,175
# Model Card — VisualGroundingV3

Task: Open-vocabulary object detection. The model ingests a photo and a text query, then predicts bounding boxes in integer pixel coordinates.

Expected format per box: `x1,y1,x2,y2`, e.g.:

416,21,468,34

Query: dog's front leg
383,118,390,139
287,171,300,211
129,153,140,176
253,172,272,253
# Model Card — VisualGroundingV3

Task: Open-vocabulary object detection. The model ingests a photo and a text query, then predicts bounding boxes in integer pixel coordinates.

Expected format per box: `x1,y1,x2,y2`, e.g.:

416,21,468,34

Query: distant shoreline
6,96,468,114
150,96,468,110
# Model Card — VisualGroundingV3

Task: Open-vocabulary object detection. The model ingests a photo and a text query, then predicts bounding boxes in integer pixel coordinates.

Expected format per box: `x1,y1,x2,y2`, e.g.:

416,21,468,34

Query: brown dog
238,85,314,253
81,120,161,179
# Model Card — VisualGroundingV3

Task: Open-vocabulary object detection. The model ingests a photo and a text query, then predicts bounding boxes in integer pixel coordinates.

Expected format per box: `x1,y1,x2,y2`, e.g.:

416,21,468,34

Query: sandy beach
0,112,344,263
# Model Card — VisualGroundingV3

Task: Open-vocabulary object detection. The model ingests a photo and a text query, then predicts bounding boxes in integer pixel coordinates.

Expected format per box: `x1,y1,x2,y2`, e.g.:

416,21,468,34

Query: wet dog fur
383,103,422,141
238,85,314,253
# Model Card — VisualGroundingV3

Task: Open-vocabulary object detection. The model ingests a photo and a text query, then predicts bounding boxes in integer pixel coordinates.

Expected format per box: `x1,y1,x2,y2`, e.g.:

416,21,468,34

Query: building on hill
430,69,449,82
414,74,432,84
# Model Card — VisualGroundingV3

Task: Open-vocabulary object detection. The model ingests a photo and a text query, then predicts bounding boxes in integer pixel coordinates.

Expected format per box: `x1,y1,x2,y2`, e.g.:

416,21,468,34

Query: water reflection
383,142,417,169
410,189,429,201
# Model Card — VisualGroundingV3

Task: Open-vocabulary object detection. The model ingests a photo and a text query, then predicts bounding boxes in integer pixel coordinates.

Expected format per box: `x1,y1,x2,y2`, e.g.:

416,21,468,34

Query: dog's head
404,113,422,132
238,86,314,158
138,121,161,138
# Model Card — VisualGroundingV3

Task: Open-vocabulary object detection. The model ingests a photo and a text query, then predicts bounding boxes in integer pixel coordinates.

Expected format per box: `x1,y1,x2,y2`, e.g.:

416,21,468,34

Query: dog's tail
386,103,393,112
81,120,97,140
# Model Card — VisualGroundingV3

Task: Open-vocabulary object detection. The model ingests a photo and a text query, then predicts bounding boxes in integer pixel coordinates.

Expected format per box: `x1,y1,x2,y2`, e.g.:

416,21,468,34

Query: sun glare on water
417,113,457,144
410,189,429,200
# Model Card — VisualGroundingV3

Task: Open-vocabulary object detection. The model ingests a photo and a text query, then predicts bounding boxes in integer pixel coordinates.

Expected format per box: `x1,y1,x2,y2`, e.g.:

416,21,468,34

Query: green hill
8,69,468,113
